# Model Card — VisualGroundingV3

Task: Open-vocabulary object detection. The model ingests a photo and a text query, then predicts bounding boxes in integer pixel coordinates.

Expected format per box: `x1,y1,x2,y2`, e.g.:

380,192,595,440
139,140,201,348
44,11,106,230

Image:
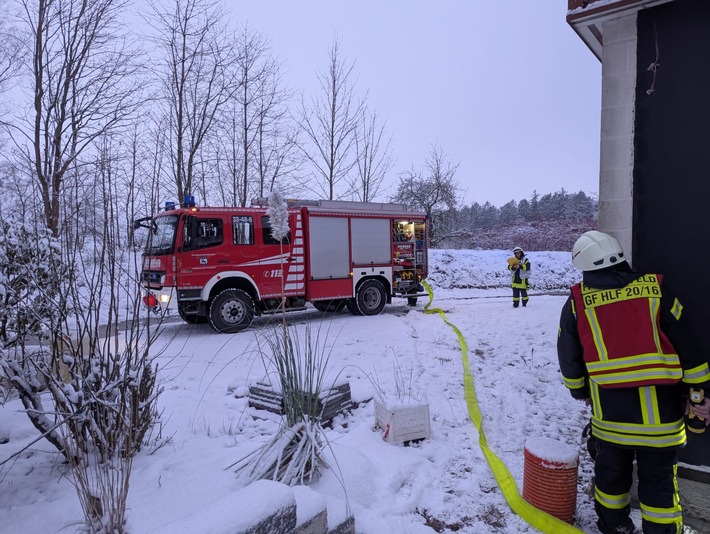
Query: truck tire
354,279,386,316
345,298,359,315
178,302,208,324
209,289,254,333
313,299,346,312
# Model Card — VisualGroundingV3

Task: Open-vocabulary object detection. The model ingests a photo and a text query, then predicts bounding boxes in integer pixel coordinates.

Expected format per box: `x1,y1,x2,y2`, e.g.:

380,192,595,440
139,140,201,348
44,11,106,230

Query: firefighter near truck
135,197,428,333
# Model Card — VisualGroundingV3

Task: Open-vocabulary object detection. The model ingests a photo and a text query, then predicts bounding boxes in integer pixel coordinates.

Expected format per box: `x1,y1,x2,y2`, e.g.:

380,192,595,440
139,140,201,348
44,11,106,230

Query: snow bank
427,249,579,291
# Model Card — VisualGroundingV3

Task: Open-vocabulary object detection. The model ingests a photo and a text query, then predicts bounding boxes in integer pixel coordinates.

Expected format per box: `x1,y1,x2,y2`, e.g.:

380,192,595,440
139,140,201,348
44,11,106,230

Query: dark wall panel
634,0,710,466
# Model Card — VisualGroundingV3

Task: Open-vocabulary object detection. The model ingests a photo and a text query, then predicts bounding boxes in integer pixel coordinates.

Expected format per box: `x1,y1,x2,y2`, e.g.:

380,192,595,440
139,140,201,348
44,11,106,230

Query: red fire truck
136,197,428,333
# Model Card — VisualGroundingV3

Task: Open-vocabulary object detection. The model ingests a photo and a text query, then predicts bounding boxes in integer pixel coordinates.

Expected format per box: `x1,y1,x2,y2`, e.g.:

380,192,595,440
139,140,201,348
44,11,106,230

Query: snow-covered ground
0,249,679,533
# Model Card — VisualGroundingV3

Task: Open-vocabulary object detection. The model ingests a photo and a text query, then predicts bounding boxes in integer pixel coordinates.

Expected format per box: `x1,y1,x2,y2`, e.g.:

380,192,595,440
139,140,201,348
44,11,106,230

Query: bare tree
392,144,460,243
56,140,161,532
235,25,276,204
148,0,241,203
0,2,22,94
298,37,364,200
210,110,244,206
4,0,144,237
352,107,393,202
1,137,164,532
251,71,301,200
253,114,301,199
209,24,294,206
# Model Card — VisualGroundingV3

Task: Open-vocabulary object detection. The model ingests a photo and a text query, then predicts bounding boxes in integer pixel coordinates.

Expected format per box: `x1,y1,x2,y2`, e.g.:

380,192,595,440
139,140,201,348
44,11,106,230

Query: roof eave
567,0,676,61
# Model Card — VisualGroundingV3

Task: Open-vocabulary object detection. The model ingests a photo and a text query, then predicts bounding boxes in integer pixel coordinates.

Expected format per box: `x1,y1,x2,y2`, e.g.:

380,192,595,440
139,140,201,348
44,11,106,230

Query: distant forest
433,189,597,252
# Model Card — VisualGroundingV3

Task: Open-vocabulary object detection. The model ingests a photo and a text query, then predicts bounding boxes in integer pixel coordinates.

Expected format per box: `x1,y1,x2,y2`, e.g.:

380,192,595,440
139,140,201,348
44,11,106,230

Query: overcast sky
226,1,602,207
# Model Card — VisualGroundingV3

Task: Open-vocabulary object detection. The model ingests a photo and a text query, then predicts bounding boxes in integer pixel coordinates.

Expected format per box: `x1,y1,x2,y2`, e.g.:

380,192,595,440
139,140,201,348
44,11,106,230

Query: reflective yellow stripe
586,352,682,386
640,497,682,525
585,307,608,360
649,298,663,354
593,416,684,435
592,429,686,448
571,299,576,319
591,416,686,448
589,368,683,387
421,281,584,534
563,376,585,390
683,362,710,384
590,381,602,420
670,298,682,320
639,386,660,425
595,486,630,510
586,353,681,372
586,354,683,378
675,462,680,492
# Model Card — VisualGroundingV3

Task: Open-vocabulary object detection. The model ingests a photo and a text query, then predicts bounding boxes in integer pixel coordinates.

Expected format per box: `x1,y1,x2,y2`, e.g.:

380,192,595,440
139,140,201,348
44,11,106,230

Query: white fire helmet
513,246,524,254
571,231,625,271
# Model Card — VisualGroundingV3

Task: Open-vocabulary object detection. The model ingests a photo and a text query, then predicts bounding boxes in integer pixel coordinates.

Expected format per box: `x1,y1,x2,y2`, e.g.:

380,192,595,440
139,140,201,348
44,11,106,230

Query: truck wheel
209,289,254,333
345,298,360,316
178,302,208,324
354,279,386,316
313,299,346,312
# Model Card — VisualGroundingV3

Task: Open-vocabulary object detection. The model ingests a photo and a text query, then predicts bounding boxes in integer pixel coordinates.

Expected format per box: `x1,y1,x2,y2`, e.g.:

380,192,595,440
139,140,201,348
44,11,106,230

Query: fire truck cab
136,197,428,333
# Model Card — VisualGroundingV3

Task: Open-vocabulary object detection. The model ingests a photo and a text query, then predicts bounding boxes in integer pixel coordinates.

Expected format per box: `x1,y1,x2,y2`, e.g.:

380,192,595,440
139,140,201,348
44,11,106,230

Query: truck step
261,306,308,315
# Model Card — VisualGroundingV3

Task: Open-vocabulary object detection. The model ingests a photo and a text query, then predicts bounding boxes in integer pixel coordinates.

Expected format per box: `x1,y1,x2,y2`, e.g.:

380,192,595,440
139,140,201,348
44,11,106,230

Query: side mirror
133,216,153,230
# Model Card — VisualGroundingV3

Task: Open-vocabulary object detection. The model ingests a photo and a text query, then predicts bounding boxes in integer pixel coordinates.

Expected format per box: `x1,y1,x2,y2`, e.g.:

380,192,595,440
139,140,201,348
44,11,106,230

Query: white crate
374,399,431,444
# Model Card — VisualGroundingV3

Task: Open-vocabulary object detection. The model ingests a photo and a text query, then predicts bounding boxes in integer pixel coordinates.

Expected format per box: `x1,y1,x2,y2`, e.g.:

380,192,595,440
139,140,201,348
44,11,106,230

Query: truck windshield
146,215,178,255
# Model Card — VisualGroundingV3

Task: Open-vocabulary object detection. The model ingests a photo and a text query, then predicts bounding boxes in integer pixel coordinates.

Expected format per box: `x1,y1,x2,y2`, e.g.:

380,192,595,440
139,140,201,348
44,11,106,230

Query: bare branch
352,107,393,202
207,23,295,205
148,0,241,202
392,144,460,242
297,36,364,200
8,0,146,236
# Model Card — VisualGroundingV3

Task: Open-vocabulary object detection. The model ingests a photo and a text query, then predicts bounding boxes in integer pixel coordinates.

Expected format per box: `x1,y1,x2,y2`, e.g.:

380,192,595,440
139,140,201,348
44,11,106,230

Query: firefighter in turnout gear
557,231,710,534
508,246,530,307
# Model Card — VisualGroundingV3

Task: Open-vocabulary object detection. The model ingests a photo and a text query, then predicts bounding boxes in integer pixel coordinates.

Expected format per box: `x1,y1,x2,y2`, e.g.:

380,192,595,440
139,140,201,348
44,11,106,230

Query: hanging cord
646,20,660,96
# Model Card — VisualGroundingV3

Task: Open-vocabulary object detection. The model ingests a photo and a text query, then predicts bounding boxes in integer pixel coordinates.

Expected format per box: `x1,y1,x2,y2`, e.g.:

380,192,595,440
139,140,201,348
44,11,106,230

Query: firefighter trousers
594,441,681,534
512,287,528,307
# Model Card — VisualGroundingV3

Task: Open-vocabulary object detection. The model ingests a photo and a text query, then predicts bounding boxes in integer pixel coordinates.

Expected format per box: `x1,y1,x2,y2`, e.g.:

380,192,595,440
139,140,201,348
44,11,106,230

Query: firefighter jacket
508,255,530,289
557,264,710,449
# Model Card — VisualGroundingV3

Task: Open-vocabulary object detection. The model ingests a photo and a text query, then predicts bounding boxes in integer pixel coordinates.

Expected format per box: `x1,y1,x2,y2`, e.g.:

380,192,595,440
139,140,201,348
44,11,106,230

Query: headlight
159,294,171,304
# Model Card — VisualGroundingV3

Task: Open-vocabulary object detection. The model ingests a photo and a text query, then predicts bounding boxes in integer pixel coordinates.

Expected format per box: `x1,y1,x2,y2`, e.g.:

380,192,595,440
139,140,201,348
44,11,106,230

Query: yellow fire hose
421,280,584,534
